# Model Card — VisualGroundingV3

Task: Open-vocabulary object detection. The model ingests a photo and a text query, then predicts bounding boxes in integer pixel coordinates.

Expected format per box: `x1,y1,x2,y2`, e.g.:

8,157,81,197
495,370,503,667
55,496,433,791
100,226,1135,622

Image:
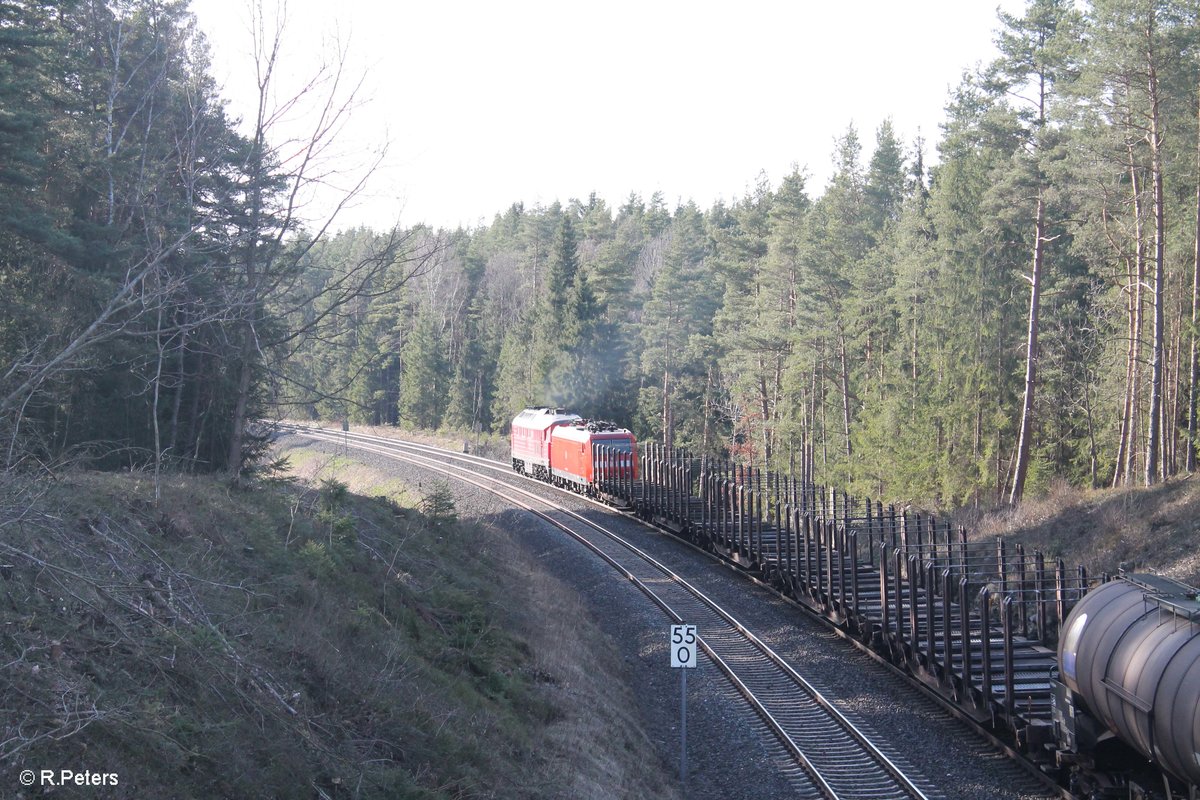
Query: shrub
297,540,337,579
420,481,457,527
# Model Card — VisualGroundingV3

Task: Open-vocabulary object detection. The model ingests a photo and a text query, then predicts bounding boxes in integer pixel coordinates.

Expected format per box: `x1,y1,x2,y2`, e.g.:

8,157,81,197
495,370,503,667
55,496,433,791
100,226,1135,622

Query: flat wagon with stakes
501,407,1200,799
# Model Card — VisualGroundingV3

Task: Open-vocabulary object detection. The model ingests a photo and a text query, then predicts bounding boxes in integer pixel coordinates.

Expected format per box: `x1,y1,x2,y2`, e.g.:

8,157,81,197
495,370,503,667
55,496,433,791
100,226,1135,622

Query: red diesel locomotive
510,407,638,491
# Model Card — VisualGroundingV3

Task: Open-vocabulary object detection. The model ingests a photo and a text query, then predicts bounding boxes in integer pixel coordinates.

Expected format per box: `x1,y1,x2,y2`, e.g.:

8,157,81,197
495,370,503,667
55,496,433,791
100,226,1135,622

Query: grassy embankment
960,478,1200,585
0,447,677,799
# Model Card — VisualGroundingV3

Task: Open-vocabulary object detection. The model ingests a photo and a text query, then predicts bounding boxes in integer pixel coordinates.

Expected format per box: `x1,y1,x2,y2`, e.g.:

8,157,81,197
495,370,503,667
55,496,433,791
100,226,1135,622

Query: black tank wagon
1054,574,1200,796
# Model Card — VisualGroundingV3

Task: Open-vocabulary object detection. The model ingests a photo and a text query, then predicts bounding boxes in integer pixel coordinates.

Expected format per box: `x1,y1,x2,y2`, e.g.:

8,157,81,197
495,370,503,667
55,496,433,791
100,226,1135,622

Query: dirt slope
960,478,1200,585
0,467,678,799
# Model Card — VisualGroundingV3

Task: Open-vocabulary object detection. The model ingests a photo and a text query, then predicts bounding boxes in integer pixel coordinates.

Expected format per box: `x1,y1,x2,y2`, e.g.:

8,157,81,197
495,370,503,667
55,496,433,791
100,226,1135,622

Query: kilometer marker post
670,624,697,786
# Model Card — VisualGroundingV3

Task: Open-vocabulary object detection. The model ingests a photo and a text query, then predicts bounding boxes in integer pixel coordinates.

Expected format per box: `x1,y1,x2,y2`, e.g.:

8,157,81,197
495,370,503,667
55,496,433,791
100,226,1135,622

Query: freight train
508,409,1199,799
510,407,638,493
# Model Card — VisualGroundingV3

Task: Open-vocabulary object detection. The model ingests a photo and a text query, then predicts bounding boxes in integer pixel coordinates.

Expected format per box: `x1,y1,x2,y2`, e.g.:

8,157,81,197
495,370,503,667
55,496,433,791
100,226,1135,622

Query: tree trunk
661,367,672,449
837,327,852,465
1112,246,1137,487
1084,375,1098,489
227,339,256,480
1146,43,1165,486
1188,81,1200,472
1167,281,1183,474
808,360,819,485
152,297,166,504
186,352,205,469
168,327,187,456
911,295,919,421
1115,131,1147,488
702,365,713,456
1010,191,1046,504
757,361,772,465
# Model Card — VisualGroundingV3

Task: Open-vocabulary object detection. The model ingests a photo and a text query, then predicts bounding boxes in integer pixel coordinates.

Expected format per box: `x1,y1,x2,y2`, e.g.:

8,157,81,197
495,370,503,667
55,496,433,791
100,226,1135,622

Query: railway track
282,424,940,800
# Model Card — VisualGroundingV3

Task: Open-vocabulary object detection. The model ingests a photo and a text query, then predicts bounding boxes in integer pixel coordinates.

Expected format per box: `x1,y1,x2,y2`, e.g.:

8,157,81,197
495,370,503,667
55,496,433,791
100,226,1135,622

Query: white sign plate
670,624,698,669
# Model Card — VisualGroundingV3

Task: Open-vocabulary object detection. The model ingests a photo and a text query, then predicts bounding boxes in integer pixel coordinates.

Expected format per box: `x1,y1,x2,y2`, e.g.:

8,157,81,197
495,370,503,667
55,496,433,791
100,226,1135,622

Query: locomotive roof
512,407,582,431
552,420,633,442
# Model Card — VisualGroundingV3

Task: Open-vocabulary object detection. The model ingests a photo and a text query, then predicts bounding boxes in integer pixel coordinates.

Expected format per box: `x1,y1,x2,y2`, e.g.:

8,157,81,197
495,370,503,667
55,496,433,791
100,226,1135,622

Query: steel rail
284,424,934,800
289,424,1066,799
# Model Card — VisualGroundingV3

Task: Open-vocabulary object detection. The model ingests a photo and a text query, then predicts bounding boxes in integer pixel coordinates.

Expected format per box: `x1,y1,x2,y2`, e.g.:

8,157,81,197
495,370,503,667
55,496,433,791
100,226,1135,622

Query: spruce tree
446,298,490,430
531,211,579,399
398,310,446,430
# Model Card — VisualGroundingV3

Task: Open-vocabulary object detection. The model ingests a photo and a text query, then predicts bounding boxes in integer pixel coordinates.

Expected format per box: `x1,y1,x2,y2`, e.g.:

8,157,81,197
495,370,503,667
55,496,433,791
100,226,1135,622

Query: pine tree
797,127,871,483
446,298,491,430
865,119,908,237
531,210,579,398
638,202,718,449
492,324,535,430
398,309,446,429
713,172,784,463
995,0,1081,502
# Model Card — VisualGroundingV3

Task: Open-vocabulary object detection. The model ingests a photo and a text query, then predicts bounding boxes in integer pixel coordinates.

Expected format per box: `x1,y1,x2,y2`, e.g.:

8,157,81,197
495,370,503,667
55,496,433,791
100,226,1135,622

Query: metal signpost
670,624,697,786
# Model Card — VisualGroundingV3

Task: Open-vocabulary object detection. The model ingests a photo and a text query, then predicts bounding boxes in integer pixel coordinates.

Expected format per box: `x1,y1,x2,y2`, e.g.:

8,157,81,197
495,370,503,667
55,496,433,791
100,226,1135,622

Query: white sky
189,0,1023,231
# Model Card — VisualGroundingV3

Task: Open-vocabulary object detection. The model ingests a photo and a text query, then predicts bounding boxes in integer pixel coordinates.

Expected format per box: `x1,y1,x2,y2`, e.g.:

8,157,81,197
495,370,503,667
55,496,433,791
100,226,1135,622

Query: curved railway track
282,424,939,800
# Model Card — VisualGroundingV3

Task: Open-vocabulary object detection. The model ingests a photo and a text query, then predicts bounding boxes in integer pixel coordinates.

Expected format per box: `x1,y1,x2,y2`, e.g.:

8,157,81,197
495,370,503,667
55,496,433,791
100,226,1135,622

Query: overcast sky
189,0,1022,231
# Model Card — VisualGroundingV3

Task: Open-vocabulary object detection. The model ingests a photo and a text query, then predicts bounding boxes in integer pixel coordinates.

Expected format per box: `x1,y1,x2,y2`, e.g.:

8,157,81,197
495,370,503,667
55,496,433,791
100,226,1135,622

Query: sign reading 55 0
670,624,697,669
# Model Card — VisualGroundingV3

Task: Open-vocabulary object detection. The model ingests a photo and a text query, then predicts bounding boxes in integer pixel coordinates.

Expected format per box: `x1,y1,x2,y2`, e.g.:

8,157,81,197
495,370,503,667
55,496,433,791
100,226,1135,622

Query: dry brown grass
478,516,680,800
0,449,680,799
958,476,1200,585
278,442,680,800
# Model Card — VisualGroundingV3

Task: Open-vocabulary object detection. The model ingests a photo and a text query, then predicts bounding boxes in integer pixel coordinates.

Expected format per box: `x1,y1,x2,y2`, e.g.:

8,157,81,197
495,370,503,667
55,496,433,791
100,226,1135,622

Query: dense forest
0,0,436,482
5,0,1200,509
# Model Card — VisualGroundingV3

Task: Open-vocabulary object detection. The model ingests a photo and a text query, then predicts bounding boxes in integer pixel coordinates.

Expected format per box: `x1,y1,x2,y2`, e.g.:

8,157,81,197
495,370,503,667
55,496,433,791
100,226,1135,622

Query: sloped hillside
0,467,677,799
962,478,1200,585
